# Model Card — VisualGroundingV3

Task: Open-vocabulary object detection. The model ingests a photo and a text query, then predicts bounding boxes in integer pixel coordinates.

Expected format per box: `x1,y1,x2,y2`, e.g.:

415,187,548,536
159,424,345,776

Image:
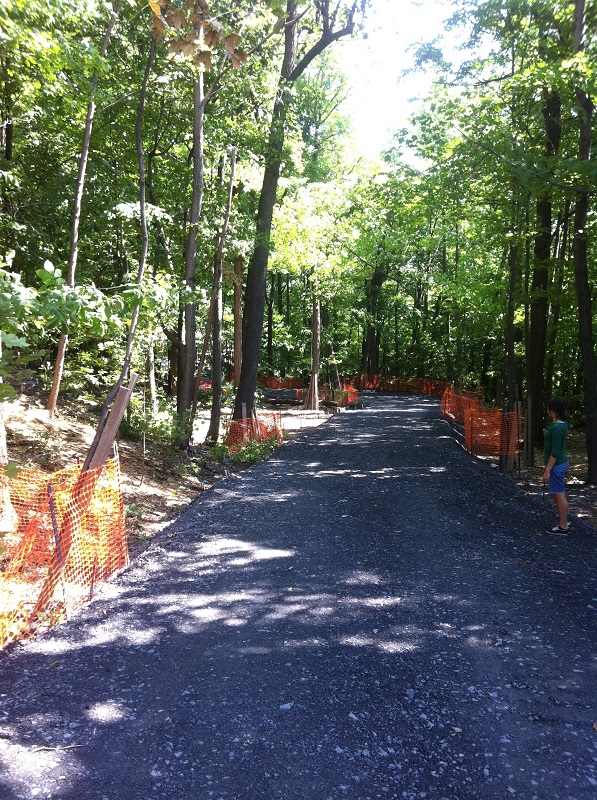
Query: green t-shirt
544,420,568,466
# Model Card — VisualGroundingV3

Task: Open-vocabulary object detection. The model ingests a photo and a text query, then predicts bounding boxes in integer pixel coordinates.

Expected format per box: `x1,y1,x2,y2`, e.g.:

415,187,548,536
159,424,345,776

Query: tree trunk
572,0,597,482
286,275,290,325
206,148,236,444
545,202,570,397
361,264,385,377
233,0,359,419
304,292,320,411
82,32,155,470
233,257,243,388
46,0,122,418
0,53,16,260
267,272,275,374
233,79,290,419
178,74,205,418
146,344,158,418
526,90,561,445
504,241,519,408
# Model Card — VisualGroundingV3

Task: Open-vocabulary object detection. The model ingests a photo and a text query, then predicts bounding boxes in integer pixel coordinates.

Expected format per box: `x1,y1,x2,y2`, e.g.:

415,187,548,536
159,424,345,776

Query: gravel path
1,392,596,800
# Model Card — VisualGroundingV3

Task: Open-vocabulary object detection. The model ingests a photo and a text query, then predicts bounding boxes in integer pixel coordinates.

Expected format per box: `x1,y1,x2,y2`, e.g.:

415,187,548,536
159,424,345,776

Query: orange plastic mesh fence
440,386,478,425
465,407,522,458
262,377,305,389
442,386,522,458
335,387,359,407
224,412,283,452
343,376,447,396
295,387,328,402
0,457,128,650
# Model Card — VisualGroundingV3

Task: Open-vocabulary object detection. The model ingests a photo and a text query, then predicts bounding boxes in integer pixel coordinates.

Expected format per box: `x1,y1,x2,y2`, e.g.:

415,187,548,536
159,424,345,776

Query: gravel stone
0,392,596,800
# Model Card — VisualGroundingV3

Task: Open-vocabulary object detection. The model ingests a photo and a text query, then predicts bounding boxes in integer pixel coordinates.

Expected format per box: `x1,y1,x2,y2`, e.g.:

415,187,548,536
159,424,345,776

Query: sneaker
548,525,568,535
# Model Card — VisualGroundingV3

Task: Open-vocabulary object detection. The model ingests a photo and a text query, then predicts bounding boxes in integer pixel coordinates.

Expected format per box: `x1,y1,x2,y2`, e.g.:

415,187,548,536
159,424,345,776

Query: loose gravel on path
1,393,596,800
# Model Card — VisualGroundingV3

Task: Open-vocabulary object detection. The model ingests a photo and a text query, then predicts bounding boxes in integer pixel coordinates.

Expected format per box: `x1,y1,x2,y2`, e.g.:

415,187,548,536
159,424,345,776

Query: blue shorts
549,462,568,494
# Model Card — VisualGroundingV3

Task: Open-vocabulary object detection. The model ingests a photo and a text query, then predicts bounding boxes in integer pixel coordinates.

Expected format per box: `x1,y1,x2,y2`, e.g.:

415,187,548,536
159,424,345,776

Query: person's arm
543,455,556,483
543,425,564,482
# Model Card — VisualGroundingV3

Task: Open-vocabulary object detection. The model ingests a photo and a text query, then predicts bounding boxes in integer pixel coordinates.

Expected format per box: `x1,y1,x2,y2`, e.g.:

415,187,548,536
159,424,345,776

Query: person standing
542,396,569,534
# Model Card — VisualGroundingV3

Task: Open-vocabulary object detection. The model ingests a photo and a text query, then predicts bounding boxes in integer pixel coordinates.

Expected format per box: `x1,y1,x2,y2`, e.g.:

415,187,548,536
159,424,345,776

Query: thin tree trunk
82,33,155,470
233,257,243,388
527,90,561,445
504,240,519,408
233,0,359,419
46,0,122,418
361,263,385,377
394,303,400,376
545,202,571,397
189,299,214,435
146,344,158,418
304,292,320,411
286,276,290,325
1,53,16,259
178,74,204,418
267,272,275,374
0,337,17,534
206,148,236,444
572,0,597,482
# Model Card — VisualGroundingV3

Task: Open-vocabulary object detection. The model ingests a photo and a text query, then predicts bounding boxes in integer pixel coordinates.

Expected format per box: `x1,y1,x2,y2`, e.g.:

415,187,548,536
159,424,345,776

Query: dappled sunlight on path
1,393,596,800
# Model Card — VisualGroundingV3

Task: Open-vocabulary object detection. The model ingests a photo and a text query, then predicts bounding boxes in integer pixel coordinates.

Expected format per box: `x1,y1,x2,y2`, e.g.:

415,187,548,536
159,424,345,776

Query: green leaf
1,332,28,349
4,462,21,479
0,385,18,403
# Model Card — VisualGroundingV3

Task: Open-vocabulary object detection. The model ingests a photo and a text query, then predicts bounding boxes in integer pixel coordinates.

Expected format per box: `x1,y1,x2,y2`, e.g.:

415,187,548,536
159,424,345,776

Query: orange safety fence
441,386,522,458
0,457,128,650
382,377,448,396
465,407,522,458
295,387,328,402
262,377,306,390
343,375,378,390
335,387,359,407
224,412,283,452
440,385,479,425
343,376,447,396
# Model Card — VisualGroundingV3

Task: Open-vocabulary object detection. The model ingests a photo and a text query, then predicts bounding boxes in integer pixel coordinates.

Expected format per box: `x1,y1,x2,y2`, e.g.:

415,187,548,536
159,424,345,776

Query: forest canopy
1,0,596,475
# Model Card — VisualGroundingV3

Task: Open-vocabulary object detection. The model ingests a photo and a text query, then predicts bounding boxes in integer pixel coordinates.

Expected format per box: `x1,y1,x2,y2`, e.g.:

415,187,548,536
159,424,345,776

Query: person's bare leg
552,492,568,529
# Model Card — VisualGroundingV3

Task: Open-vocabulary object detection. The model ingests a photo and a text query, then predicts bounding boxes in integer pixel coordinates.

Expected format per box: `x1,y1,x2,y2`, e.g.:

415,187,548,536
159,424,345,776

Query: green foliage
125,502,143,520
1,0,594,451
210,435,280,465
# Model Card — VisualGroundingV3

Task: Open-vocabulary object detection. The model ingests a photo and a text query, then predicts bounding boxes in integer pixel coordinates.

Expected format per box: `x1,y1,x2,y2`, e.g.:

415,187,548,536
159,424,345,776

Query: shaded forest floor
5,393,596,560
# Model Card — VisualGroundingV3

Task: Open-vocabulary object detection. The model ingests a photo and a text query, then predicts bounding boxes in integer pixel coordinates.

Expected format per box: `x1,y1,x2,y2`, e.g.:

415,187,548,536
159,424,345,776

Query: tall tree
46,0,123,418
527,87,561,445
571,0,597,482
233,0,367,419
206,147,236,443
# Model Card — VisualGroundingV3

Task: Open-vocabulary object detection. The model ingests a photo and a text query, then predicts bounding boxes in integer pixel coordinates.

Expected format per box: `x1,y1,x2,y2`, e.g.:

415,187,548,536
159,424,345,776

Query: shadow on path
1,393,596,800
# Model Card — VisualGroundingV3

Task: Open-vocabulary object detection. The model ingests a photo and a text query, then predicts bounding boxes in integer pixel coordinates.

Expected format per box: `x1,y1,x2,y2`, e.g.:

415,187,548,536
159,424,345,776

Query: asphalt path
1,393,597,800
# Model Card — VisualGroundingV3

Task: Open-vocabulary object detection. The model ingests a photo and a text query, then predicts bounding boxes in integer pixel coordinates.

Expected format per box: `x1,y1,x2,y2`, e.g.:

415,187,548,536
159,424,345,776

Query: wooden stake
88,374,138,470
